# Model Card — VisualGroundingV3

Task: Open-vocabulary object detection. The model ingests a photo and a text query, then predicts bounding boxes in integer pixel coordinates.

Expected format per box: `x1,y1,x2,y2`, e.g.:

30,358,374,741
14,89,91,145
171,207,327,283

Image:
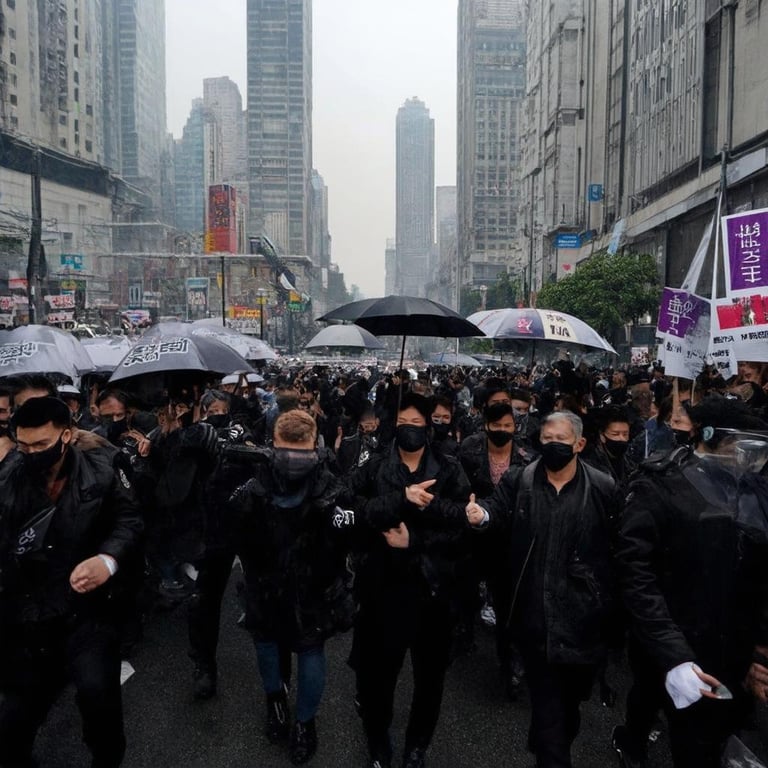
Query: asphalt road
34,580,768,768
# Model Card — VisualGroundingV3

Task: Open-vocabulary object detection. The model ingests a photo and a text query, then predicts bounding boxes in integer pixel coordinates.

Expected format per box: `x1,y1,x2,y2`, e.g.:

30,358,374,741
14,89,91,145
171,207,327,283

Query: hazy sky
166,0,457,298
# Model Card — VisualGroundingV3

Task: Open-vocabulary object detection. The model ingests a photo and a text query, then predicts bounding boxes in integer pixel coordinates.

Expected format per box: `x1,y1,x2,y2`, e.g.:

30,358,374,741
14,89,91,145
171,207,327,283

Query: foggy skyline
166,0,457,298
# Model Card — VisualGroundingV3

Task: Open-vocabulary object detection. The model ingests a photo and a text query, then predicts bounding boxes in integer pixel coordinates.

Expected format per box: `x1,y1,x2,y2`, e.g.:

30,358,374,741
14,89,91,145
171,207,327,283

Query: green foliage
486,270,521,310
460,287,482,316
535,251,661,337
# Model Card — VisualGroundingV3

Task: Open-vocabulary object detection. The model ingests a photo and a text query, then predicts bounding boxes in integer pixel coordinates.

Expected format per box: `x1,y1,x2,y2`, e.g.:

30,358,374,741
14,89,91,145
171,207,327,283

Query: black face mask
0,421,10,438
272,448,319,483
105,418,127,444
603,437,629,458
23,435,66,476
431,422,451,441
206,414,229,430
539,441,575,472
395,425,427,453
487,429,514,447
672,429,693,446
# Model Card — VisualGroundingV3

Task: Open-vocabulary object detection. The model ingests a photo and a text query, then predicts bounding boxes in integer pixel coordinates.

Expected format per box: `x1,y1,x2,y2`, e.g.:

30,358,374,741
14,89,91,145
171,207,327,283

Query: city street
34,578,768,768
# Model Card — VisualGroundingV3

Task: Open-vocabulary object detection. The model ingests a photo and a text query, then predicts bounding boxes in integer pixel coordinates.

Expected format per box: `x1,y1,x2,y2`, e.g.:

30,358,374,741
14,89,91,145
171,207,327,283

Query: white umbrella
305,324,385,350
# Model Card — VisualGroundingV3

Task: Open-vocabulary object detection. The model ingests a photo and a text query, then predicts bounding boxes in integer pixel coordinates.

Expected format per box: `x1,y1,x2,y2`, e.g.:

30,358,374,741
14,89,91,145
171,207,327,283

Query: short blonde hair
274,409,317,444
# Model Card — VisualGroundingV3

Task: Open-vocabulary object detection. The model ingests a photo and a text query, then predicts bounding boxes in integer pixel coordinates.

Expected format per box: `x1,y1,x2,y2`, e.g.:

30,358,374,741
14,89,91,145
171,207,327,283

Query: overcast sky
166,0,457,298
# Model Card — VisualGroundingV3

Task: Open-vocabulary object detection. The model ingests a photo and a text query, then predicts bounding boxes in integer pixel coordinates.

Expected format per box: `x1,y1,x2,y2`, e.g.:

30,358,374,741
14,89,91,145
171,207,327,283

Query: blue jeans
255,642,326,723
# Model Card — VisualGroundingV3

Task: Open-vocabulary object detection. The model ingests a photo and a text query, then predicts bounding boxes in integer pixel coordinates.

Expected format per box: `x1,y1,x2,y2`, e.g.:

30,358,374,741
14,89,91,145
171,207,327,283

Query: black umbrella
109,333,253,385
318,295,483,371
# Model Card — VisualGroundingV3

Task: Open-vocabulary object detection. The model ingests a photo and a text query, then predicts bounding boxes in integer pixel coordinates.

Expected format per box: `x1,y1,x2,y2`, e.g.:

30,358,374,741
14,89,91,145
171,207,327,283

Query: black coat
616,450,768,686
342,445,472,616
0,444,143,626
231,454,352,649
481,458,621,664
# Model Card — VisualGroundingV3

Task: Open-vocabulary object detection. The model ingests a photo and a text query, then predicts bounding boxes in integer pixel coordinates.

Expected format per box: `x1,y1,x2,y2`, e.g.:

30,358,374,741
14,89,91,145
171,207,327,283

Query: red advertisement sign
208,184,238,254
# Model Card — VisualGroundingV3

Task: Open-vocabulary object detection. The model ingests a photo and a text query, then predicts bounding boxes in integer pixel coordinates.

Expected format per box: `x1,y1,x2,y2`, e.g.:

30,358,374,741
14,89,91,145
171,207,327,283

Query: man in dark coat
231,409,353,765
467,410,621,768
0,396,142,768
343,392,472,768
615,397,768,768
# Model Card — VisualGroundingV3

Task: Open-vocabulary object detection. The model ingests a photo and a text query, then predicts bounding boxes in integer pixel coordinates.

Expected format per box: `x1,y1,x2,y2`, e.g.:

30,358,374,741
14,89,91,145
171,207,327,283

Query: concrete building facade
247,0,312,255
457,0,526,294
309,169,331,268
395,97,434,297
203,76,247,186
428,186,458,308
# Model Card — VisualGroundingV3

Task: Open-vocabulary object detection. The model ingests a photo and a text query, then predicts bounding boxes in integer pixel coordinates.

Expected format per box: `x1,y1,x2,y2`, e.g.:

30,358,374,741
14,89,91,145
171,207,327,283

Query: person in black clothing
615,397,768,768
429,395,459,459
336,406,383,473
582,406,637,492
344,392,472,768
0,397,142,768
467,410,621,768
231,409,353,765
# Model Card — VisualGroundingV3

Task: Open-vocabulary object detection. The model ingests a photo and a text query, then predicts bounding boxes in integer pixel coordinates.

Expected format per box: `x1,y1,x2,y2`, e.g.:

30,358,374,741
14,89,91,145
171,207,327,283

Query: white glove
665,662,706,709
332,507,355,529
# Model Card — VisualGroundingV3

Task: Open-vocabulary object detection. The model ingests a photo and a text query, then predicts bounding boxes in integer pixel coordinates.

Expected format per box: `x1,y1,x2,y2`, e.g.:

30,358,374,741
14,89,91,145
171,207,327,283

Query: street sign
60,253,83,270
588,184,604,202
554,233,582,249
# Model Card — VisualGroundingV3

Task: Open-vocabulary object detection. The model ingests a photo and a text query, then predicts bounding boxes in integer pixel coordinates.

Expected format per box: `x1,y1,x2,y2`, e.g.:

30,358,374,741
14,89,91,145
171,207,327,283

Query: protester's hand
383,522,409,549
70,556,113,593
745,648,768,703
466,493,486,527
405,479,436,508
334,426,343,452
665,662,726,709
126,429,151,457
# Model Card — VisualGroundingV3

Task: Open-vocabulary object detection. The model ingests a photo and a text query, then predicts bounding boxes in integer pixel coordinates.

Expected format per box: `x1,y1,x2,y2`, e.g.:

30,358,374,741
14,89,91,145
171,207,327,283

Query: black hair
12,396,72,430
689,395,768,446
7,374,57,400
398,392,431,422
598,405,631,430
484,402,514,424
0,386,13,402
431,395,454,415
96,388,128,407
200,389,231,413
508,387,532,403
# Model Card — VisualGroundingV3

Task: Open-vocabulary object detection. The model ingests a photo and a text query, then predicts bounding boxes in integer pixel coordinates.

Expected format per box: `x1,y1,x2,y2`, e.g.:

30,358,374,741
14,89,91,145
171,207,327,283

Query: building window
85,139,92,153
59,114,67,125
74,87,79,102
73,44,79,58
85,104,92,116
9,52,16,65
6,0,16,8
9,28,15,39
60,138,67,148
10,116,18,127
9,94,16,105
73,71,79,84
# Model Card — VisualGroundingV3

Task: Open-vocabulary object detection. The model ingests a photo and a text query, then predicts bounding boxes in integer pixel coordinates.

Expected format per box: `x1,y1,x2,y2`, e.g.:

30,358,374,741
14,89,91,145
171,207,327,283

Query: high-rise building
433,186,458,308
385,238,396,296
204,76,247,185
247,0,312,255
457,0,526,292
309,169,331,268
395,97,435,297
0,0,105,163
174,99,223,234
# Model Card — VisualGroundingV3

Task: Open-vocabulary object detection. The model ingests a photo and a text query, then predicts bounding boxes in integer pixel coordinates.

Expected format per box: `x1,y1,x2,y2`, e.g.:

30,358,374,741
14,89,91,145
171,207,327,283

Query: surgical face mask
23,434,66,475
395,424,427,453
539,441,575,472
487,429,514,447
272,447,319,483
603,436,629,458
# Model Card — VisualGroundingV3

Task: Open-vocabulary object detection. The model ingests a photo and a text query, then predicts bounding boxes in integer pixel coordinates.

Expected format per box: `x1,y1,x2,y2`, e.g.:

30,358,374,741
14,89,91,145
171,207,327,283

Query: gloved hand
665,662,725,709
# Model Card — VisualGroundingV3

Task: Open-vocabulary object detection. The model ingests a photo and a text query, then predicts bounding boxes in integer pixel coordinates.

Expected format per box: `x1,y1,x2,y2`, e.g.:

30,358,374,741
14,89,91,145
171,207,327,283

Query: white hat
221,374,239,386
246,372,264,384
57,384,81,397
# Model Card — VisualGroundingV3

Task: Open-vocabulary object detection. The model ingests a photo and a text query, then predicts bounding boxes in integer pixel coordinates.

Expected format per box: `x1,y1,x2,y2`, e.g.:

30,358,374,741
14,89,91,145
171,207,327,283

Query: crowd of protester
1,355,768,768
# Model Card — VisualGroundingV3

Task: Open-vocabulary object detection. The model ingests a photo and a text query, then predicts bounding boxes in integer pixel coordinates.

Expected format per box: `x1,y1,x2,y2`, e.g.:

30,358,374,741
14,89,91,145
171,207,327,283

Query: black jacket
459,432,536,499
0,444,143,626
481,458,620,664
342,444,471,614
616,449,768,686
230,453,353,649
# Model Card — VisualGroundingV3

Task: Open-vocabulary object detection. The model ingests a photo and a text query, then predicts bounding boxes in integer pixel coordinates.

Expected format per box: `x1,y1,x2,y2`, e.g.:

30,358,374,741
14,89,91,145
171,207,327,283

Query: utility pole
27,149,45,324
220,253,226,327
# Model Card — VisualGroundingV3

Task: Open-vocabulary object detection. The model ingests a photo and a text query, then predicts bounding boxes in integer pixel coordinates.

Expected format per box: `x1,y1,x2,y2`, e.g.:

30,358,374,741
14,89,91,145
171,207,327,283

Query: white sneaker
480,604,496,627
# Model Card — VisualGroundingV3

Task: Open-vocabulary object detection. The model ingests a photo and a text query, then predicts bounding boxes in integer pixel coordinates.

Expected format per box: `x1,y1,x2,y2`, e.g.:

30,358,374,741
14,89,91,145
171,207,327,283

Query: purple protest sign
723,208,768,296
657,288,706,338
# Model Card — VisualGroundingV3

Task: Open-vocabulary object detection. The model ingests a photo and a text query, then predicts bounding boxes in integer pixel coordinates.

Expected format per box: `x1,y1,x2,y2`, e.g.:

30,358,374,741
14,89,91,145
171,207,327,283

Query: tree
535,251,660,337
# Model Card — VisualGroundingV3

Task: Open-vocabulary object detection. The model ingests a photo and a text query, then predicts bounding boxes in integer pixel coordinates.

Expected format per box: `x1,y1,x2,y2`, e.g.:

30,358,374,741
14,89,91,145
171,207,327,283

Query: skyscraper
309,169,331,268
395,97,435,297
247,0,312,255
457,0,526,290
203,76,247,185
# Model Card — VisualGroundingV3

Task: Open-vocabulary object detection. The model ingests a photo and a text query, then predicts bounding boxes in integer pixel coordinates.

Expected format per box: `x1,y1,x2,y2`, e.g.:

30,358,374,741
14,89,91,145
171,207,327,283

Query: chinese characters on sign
657,289,705,338
723,208,768,295
122,339,190,367
0,342,38,366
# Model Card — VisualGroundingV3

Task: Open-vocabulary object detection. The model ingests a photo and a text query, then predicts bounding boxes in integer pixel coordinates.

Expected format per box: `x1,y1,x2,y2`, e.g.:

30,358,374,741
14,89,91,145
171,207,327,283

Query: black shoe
265,689,290,743
611,725,647,767
290,718,317,765
402,746,426,768
193,665,217,700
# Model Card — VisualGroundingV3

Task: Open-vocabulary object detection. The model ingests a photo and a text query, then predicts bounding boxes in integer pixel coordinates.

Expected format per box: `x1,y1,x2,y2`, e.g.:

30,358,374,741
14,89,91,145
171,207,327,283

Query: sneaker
290,718,317,765
265,689,290,743
611,725,647,767
193,665,217,700
480,603,497,627
402,746,426,768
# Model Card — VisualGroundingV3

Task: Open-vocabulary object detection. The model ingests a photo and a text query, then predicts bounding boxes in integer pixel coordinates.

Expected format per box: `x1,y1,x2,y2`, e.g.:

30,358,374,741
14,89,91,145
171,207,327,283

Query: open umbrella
318,295,483,371
81,336,134,373
427,351,481,367
305,324,385,351
0,324,94,380
467,308,616,361
109,333,253,385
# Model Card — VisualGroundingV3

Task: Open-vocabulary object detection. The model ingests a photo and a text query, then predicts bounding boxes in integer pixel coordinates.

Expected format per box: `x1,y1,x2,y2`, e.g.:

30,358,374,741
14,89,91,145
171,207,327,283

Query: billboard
208,184,238,254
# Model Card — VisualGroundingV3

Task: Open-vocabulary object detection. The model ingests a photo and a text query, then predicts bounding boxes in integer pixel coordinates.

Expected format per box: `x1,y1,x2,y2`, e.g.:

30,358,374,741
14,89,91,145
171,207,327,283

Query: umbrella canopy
81,336,134,373
305,324,385,350
0,324,94,379
109,333,253,384
144,321,278,361
427,351,481,367
467,308,617,354
318,295,482,339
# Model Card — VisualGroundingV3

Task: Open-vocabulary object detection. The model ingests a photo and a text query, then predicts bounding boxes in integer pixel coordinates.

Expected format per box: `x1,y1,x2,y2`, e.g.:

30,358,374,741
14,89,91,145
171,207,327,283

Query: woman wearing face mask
342,392,472,768
429,396,458,459
231,409,353,765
